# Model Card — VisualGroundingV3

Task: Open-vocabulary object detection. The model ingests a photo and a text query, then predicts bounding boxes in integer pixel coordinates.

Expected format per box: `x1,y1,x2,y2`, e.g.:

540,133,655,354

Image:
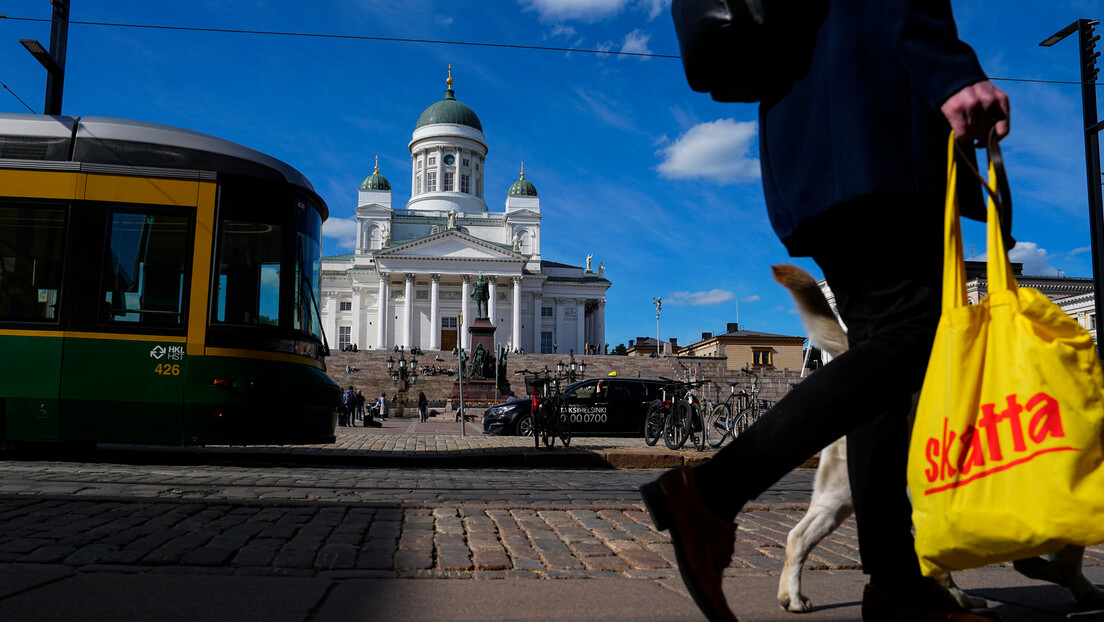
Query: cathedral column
531,292,542,354
377,273,388,349
512,276,522,351
555,298,565,354
403,273,415,348
488,278,497,325
429,274,441,350
324,292,338,350
461,275,471,350
351,287,363,349
576,298,586,355
597,298,606,352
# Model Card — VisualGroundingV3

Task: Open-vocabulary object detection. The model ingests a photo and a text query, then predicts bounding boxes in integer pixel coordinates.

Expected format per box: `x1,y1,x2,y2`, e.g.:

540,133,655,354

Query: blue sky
2,1,1102,349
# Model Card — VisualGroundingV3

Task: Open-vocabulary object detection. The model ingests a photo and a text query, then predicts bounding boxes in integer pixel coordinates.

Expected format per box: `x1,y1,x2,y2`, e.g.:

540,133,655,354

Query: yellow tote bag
908,132,1104,577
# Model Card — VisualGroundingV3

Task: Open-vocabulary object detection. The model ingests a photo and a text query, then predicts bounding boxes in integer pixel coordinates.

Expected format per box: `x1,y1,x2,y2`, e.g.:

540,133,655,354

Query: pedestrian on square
377,393,388,420
341,386,356,427
418,391,429,422
355,390,365,424
641,3,1009,622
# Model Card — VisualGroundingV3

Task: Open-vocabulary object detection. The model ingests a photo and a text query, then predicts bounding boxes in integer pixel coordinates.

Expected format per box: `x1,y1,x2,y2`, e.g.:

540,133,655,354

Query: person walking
341,386,355,427
418,391,428,423
642,3,1010,622
377,393,388,421
355,390,366,425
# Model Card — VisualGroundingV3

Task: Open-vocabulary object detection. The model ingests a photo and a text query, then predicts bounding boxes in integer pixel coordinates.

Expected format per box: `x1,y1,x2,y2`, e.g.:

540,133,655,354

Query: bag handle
943,129,1014,310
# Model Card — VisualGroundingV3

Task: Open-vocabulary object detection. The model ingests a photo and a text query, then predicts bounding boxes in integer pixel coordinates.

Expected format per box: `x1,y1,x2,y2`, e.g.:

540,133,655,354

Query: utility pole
20,0,70,115
1041,19,1104,358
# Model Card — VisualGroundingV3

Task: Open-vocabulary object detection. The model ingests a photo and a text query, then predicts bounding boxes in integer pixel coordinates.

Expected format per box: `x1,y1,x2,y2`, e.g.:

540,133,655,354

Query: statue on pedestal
471,273,490,320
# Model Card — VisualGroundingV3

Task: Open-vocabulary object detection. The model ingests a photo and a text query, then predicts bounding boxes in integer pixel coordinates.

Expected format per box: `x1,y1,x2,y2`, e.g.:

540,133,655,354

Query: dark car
482,377,666,436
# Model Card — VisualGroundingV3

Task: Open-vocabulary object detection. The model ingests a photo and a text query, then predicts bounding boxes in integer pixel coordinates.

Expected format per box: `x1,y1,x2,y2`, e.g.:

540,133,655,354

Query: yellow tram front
0,113,340,446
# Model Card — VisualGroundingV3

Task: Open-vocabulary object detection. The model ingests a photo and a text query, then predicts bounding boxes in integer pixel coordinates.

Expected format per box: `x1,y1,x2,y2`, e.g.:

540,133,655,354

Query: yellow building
678,323,806,371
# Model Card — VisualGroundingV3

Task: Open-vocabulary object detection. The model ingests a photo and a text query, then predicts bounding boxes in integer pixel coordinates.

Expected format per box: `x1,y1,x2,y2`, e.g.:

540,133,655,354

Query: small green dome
360,158,390,191
415,68,483,131
508,168,538,197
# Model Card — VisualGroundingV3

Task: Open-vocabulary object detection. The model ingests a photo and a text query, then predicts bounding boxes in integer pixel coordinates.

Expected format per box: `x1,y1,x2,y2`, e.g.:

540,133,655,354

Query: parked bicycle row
479,363,772,451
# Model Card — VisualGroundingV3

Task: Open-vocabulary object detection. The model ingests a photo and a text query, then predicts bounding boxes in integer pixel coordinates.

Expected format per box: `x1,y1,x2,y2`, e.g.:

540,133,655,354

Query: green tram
0,113,340,446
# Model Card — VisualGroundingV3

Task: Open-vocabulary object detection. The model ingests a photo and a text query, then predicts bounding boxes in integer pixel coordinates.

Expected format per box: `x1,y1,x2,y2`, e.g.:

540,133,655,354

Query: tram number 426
154,363,182,376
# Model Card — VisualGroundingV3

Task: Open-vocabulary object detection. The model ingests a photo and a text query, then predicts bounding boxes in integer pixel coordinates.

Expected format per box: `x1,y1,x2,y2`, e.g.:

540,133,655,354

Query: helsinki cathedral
320,69,610,354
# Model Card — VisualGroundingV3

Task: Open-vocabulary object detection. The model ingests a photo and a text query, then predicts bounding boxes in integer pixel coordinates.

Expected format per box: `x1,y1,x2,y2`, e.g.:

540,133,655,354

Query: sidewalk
1,419,1102,621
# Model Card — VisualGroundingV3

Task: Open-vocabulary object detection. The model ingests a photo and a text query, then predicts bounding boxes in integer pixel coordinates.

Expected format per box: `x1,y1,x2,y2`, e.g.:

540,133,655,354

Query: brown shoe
862,582,1002,622
640,467,739,622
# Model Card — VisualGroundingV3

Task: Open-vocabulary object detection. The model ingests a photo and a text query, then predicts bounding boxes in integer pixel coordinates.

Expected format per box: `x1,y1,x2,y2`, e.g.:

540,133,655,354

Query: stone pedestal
450,319,512,405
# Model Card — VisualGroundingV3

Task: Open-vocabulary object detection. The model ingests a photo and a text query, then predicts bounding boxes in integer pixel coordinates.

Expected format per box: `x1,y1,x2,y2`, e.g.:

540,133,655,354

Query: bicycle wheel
687,402,705,451
706,403,731,448
559,409,571,447
532,401,541,449
664,401,689,450
541,401,556,448
643,400,665,446
733,407,753,438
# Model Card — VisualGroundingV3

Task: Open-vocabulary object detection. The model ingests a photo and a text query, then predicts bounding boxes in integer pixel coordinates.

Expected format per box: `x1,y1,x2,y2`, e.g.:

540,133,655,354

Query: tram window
100,209,190,327
0,204,66,321
213,220,283,327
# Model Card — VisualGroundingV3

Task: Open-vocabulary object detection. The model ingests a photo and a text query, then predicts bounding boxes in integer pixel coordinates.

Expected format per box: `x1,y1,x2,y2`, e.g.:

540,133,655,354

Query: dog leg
779,439,853,613
1013,545,1104,606
934,573,989,610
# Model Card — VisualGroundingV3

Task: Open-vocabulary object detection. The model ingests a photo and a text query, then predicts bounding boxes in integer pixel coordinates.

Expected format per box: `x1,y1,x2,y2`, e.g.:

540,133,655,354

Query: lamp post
386,352,417,417
652,296,662,357
1041,19,1104,357
19,0,69,115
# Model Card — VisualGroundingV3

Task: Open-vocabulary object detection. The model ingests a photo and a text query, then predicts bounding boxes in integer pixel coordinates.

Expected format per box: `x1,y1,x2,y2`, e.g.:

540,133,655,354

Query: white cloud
519,0,669,22
741,295,760,302
667,289,736,306
322,216,358,253
656,118,760,185
520,0,628,22
550,24,577,38
979,240,1057,276
619,29,651,57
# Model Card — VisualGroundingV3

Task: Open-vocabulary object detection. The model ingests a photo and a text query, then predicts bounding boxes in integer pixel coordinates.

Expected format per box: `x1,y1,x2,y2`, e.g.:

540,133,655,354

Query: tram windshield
211,184,326,352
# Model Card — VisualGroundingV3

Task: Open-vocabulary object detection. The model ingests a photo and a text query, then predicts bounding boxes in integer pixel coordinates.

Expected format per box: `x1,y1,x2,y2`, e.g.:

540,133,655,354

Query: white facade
320,72,610,354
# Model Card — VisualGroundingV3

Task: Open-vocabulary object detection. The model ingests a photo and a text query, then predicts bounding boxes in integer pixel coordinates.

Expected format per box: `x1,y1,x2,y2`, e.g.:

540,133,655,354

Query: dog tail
771,264,849,359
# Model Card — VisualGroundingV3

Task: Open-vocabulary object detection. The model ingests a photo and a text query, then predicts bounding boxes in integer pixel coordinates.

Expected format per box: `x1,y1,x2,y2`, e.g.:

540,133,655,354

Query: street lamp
1041,18,1104,358
653,296,662,357
19,0,69,115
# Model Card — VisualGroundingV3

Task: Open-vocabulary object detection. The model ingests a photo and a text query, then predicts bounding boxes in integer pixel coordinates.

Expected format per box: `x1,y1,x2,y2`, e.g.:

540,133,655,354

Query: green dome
508,173,538,197
360,159,390,191
416,84,482,132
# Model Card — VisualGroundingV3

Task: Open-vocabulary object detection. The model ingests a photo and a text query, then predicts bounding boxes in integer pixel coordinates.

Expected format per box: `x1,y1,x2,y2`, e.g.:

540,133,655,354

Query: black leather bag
671,0,827,103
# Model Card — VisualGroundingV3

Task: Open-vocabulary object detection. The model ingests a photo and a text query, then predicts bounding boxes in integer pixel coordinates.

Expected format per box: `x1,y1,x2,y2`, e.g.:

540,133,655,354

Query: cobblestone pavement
1,422,1101,608
1,459,1101,585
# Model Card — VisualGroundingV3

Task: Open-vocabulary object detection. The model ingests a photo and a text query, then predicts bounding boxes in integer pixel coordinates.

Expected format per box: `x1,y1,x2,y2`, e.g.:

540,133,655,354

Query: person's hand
940,80,1010,143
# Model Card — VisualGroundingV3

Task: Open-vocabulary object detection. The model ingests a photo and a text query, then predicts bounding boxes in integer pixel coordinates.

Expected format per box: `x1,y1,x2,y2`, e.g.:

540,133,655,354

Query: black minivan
482,376,666,436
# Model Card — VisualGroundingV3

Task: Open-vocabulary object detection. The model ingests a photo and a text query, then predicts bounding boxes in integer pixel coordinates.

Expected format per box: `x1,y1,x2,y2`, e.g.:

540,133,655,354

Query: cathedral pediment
375,230,524,262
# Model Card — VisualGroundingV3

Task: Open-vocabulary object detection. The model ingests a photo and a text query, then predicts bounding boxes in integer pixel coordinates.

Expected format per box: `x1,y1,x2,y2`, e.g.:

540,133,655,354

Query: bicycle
664,379,706,451
515,367,571,448
705,364,769,447
643,380,681,446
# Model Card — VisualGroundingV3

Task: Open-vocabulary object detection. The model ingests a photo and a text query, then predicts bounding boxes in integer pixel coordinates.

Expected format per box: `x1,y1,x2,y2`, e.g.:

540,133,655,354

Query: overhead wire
0,14,681,59
0,14,1099,86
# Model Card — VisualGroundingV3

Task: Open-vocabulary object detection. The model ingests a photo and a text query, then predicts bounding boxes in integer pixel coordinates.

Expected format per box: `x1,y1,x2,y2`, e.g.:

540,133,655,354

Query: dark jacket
759,0,988,255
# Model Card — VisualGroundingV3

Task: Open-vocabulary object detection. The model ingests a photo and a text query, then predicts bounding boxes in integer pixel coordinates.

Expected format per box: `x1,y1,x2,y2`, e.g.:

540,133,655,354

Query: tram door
60,207,190,444
0,203,65,441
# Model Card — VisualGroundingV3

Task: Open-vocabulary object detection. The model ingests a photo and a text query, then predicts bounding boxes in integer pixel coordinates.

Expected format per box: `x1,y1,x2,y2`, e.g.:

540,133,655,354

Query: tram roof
0,113,326,216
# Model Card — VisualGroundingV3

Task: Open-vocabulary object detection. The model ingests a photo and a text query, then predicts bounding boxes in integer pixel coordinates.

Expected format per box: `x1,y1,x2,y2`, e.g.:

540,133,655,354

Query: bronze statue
470,273,490,320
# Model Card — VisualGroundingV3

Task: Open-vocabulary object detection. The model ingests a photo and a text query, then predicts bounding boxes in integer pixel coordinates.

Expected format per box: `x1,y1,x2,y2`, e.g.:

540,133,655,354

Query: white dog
771,263,1104,614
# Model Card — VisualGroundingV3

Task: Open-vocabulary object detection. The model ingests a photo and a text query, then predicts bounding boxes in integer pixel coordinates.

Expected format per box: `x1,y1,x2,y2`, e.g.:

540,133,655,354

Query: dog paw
948,586,988,610
779,593,814,613
1069,577,1104,607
